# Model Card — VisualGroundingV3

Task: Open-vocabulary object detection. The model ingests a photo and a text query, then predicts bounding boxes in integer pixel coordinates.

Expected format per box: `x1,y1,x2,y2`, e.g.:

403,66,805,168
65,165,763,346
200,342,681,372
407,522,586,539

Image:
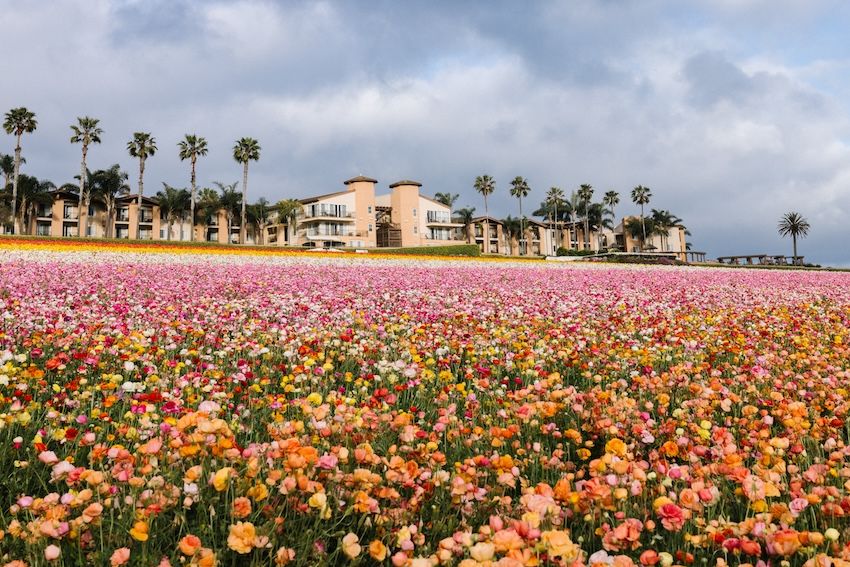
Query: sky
3,0,850,264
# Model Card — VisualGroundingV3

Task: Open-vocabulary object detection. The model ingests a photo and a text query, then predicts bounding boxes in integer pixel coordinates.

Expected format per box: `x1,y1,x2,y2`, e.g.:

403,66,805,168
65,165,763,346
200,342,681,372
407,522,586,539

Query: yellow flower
469,542,495,562
306,392,323,405
341,533,361,559
129,521,149,542
541,530,580,562
213,468,233,492
605,438,627,457
227,522,257,554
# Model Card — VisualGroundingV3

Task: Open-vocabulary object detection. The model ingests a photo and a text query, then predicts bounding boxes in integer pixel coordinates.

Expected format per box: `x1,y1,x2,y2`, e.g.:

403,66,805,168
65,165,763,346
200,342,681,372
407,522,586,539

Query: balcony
35,207,52,219
139,211,154,224
63,208,79,220
116,209,130,222
305,227,357,238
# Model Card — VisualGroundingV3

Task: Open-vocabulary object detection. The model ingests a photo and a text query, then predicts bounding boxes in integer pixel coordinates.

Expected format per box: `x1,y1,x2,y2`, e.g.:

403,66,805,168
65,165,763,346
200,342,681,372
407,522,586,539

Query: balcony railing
139,212,154,223
426,211,452,223
303,211,354,220
306,228,356,237
63,209,78,220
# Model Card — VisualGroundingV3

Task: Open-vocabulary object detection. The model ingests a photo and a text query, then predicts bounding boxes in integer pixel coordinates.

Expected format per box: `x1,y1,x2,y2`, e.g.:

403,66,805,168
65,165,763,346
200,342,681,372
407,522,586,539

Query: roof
48,188,79,198
343,175,377,185
119,194,159,206
298,189,350,204
419,194,449,208
471,216,503,225
388,179,422,188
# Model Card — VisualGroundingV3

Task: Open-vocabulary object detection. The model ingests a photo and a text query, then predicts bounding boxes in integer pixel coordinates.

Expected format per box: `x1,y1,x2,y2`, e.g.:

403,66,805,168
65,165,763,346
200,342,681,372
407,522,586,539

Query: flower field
1,245,850,566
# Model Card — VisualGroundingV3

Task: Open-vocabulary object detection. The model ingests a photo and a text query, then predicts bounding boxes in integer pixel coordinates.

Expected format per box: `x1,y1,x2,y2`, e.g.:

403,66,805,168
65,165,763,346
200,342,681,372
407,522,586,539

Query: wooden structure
716,254,804,266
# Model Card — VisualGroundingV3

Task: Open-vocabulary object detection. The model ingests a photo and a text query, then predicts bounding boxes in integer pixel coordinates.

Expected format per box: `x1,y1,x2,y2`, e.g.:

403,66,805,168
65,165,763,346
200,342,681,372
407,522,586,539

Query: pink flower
38,451,59,465
657,503,686,531
45,545,61,561
110,547,131,566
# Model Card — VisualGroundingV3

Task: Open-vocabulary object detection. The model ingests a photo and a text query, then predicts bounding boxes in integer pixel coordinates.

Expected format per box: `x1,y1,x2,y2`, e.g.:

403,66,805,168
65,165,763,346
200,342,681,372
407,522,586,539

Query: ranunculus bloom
369,540,388,562
232,497,252,519
45,545,61,561
541,530,581,562
342,533,362,559
179,534,202,556
129,521,149,542
469,542,495,562
657,503,686,531
110,547,131,566
228,522,258,554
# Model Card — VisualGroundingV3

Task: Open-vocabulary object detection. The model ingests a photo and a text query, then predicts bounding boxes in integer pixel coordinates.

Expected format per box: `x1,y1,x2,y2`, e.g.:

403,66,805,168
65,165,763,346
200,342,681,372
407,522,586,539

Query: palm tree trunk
640,204,646,251
792,234,797,264
19,196,27,235
190,157,196,242
518,197,524,255
78,145,87,237
483,195,489,254
11,133,22,235
240,162,248,244
137,157,145,240
584,200,589,250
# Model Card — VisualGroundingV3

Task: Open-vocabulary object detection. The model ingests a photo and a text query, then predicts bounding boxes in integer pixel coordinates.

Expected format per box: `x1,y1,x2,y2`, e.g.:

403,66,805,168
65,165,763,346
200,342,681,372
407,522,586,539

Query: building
290,176,464,249
613,216,687,261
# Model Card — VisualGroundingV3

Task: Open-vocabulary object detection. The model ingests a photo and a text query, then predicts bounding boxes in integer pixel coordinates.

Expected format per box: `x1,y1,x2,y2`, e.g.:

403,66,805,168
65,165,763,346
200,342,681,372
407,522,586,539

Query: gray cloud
2,0,850,264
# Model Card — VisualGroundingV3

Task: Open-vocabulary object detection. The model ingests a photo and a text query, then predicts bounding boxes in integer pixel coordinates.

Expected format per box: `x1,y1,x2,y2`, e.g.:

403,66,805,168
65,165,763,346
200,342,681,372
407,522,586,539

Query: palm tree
196,187,222,241
3,108,37,234
275,198,302,245
577,184,594,250
127,132,157,238
474,175,495,253
249,197,271,245
1,153,22,192
545,186,565,249
90,165,130,238
630,185,652,250
232,138,261,244
156,184,191,241
778,212,810,264
453,206,476,241
178,134,208,242
509,176,531,254
434,192,459,208
650,209,684,252
214,181,242,243
9,175,54,234
70,116,103,237
603,190,620,224
501,216,522,255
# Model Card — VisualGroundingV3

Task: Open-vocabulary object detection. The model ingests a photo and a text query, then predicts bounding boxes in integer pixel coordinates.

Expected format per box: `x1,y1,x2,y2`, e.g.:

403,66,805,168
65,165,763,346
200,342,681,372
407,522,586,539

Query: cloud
1,0,850,264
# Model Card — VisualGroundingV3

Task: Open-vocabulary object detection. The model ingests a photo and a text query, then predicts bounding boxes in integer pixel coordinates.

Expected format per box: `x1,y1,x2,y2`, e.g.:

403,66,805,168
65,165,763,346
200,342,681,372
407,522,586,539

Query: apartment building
613,217,687,261
289,176,464,249
27,190,161,240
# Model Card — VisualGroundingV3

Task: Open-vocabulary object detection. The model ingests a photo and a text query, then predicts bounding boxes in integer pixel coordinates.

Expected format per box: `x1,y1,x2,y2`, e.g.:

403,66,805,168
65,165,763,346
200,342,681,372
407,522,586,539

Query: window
367,206,372,213
88,205,95,216
414,226,418,234
427,211,451,223
160,229,166,239
413,208,417,217
36,223,51,236
307,203,347,218
368,224,372,231
87,226,93,236
62,224,76,237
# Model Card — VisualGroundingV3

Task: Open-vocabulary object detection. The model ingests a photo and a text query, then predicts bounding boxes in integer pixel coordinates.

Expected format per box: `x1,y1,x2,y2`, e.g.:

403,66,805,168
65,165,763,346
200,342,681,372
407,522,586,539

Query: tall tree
474,175,495,253
3,108,37,234
127,132,157,238
433,192,459,208
232,138,261,244
630,185,652,250
509,176,531,255
249,197,271,246
91,164,130,238
70,116,103,237
453,206,476,241
1,153,22,192
213,181,242,243
546,186,565,249
9,175,54,234
577,184,594,250
275,198,302,245
196,187,222,241
777,211,810,264
501,215,522,256
178,134,208,242
603,190,620,224
156,184,191,241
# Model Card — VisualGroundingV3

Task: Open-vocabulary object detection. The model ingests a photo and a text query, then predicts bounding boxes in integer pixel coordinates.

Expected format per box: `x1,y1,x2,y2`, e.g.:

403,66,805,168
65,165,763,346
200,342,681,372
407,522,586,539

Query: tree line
2,107,275,243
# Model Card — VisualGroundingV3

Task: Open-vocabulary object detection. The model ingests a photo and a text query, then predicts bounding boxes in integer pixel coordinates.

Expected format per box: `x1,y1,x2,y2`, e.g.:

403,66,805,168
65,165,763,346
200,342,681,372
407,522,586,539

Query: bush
555,248,596,257
377,244,481,257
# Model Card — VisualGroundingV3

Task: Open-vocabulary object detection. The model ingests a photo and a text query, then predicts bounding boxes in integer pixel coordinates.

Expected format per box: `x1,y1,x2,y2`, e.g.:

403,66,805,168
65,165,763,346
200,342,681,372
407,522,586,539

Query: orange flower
232,497,252,519
179,534,202,556
129,521,149,542
369,540,388,562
